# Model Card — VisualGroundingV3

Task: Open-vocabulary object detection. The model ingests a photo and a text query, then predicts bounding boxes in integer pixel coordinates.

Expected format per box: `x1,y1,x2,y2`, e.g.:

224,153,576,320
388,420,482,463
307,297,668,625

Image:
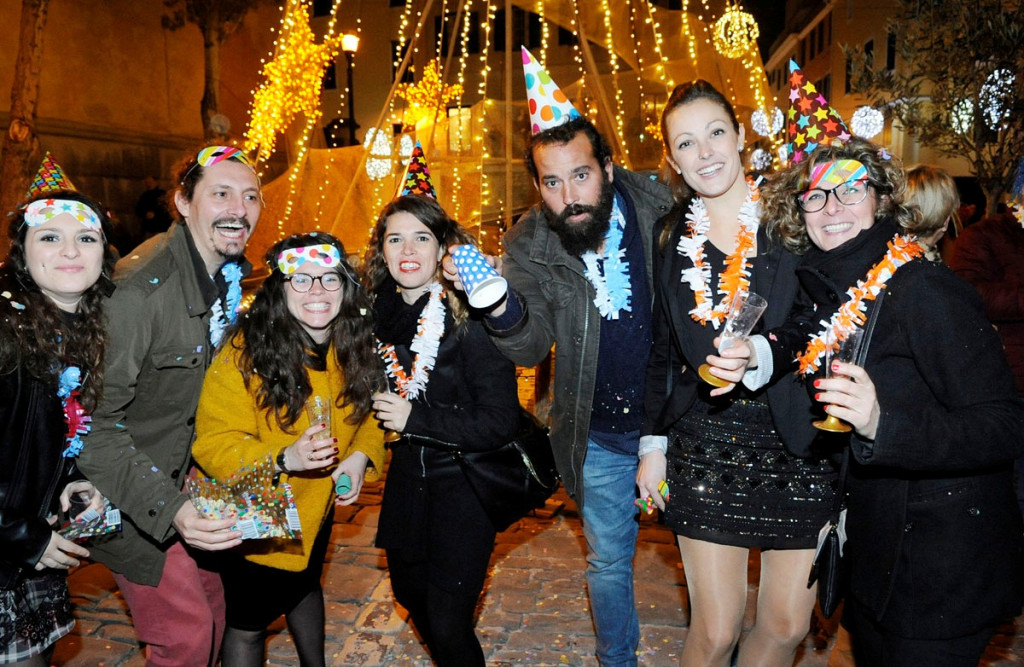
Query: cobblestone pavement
54,477,1024,666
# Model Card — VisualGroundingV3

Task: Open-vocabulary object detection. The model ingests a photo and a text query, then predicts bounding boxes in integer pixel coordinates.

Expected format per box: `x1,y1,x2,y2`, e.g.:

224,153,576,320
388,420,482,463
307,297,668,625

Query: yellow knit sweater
192,337,385,571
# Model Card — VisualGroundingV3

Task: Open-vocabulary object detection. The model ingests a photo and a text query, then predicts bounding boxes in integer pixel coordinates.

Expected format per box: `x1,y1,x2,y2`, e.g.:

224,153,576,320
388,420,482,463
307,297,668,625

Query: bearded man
448,113,672,664
80,146,260,666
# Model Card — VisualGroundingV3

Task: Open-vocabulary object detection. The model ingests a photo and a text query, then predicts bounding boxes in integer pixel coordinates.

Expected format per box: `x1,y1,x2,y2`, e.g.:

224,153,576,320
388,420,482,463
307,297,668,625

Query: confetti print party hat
27,152,76,198
785,60,851,164
522,46,581,134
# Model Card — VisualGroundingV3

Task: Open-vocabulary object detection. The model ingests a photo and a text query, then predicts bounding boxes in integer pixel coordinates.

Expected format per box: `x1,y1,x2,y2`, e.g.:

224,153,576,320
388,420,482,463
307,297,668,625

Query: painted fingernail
814,393,821,401
813,380,821,388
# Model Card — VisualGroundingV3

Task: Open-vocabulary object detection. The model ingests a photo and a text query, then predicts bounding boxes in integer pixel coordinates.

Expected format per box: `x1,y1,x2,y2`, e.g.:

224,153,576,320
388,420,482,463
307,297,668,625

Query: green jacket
79,223,246,586
485,166,672,505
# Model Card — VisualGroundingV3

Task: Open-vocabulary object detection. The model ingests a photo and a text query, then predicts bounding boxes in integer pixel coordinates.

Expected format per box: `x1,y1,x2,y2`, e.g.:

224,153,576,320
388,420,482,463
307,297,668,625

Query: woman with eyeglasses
363,195,520,666
191,232,386,666
1,190,116,665
714,137,1024,665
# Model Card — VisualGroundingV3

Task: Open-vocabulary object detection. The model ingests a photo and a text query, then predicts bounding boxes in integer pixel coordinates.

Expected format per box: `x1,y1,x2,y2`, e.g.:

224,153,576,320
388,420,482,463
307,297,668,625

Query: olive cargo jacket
79,223,249,586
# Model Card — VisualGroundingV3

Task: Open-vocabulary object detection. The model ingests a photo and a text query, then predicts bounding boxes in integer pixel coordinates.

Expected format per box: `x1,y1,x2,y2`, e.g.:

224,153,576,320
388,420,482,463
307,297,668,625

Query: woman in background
904,164,961,261
1,191,115,665
193,232,385,666
363,195,520,666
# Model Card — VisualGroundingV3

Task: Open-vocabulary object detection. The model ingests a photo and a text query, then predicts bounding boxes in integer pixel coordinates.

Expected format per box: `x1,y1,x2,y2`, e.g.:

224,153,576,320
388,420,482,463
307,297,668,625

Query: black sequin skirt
663,397,838,550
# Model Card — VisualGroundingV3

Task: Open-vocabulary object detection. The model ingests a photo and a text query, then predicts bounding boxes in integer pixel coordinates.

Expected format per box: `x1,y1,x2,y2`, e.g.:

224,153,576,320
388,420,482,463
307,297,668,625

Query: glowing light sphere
951,98,974,135
751,107,783,137
712,5,760,59
750,148,772,171
364,128,394,180
980,68,1015,130
850,106,884,139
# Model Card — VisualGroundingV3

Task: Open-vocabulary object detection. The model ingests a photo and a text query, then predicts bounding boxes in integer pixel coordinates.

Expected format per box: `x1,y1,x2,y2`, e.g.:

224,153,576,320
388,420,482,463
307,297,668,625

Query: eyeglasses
796,179,872,213
286,273,343,293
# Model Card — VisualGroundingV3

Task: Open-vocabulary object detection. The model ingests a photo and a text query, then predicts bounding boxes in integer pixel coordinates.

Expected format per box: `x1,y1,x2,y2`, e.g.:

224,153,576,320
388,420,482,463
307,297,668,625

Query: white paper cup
451,244,508,309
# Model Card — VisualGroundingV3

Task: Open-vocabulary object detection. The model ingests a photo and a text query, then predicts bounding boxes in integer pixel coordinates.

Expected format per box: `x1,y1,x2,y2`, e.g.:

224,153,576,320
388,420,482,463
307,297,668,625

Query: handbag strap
830,287,887,518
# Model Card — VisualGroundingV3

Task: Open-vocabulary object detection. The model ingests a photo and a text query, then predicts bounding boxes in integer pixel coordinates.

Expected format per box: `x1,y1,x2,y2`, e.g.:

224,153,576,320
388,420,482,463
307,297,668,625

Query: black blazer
643,205,805,453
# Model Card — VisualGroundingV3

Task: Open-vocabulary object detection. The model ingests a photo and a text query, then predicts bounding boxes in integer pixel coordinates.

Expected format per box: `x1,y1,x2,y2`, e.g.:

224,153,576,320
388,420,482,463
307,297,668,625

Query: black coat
642,203,806,451
0,367,78,589
374,287,520,592
776,220,1024,638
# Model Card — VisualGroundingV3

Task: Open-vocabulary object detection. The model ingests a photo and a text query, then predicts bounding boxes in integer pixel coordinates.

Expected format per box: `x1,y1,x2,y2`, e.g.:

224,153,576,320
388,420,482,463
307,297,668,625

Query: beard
213,216,252,263
542,175,615,256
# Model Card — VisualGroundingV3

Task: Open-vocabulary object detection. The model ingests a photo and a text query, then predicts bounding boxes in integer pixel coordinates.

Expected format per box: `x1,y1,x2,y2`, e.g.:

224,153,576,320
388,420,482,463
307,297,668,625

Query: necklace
209,262,243,348
58,365,90,457
581,198,631,320
797,234,924,375
677,178,760,329
378,282,445,399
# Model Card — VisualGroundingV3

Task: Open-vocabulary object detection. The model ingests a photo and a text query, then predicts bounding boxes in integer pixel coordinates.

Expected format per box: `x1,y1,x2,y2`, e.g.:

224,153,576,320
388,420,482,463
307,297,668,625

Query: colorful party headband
182,146,256,184
522,46,581,135
276,244,342,274
24,198,102,232
808,159,868,190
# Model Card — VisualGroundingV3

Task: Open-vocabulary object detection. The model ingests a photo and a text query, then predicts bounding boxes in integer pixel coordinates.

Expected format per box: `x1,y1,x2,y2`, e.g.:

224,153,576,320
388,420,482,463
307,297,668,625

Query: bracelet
275,447,291,473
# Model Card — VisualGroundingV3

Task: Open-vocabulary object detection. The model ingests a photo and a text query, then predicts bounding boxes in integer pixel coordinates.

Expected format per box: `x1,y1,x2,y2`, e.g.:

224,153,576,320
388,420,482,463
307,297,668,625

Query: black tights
387,550,485,667
221,588,326,667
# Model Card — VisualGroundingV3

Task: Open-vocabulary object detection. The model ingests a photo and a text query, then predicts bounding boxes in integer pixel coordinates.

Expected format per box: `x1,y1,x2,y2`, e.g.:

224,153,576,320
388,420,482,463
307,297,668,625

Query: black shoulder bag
807,290,885,618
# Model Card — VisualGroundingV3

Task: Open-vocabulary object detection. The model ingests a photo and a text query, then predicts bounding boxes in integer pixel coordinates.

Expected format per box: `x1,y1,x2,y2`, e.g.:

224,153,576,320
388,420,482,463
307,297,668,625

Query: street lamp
341,33,360,146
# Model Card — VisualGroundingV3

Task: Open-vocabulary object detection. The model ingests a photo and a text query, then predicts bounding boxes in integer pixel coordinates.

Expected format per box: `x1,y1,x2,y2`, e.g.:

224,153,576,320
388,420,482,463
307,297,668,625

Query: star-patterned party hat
399,141,437,199
522,46,581,135
785,60,851,164
27,151,76,198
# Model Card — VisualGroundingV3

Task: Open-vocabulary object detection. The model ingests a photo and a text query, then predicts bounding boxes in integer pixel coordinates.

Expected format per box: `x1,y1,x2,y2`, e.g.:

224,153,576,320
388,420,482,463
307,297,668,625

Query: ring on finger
307,453,315,461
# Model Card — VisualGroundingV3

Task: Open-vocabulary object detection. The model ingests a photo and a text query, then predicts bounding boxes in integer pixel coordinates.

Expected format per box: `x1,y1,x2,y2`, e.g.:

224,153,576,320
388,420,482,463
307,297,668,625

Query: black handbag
806,290,885,618
452,410,560,531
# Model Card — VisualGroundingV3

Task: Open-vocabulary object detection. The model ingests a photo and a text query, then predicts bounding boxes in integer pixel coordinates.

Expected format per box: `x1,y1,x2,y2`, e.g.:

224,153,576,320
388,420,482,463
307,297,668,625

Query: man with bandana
79,146,261,666
446,49,672,666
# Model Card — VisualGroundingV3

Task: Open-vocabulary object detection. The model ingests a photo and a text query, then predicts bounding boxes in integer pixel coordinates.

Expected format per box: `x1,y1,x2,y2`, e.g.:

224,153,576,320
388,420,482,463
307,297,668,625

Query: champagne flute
366,371,401,443
698,292,769,388
812,327,865,433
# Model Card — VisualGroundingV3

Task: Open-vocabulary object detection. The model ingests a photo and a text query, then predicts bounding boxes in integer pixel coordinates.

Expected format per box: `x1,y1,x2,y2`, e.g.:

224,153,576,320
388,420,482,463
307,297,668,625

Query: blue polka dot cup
451,244,507,309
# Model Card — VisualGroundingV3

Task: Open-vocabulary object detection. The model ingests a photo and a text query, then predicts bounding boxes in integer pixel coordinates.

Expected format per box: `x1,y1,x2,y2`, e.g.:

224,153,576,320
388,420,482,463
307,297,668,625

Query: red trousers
113,541,225,666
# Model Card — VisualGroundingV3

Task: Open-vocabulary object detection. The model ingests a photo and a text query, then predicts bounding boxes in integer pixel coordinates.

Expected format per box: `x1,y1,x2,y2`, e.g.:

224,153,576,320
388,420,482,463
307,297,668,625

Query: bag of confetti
58,497,122,542
185,457,302,540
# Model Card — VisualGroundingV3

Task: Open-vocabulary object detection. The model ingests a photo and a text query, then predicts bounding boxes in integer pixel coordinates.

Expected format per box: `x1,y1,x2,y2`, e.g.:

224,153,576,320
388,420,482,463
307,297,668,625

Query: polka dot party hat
522,46,581,135
785,60,851,164
399,141,437,199
27,152,76,198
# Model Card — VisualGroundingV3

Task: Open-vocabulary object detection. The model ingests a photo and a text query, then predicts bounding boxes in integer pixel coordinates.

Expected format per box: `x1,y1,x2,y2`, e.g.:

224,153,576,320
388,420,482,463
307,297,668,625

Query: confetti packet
58,497,122,541
185,457,303,540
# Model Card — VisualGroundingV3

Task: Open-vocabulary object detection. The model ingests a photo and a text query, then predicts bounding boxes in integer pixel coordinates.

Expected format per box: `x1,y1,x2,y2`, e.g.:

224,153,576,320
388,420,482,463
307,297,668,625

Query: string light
980,68,1015,130
751,107,783,137
850,106,884,139
396,60,464,125
244,2,342,161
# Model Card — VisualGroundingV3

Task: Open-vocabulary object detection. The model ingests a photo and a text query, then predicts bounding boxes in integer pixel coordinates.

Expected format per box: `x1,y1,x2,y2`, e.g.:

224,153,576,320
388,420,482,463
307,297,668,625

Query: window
886,31,897,71
493,8,541,50
434,12,480,55
864,39,875,68
312,0,332,17
818,74,832,102
322,61,337,90
845,56,853,94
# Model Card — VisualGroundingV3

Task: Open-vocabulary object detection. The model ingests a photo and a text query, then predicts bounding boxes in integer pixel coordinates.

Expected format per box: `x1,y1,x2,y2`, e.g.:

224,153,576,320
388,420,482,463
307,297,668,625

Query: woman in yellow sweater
193,232,385,666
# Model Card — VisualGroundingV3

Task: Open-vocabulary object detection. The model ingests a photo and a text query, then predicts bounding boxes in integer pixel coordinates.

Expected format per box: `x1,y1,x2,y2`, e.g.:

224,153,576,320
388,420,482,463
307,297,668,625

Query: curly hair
362,195,475,326
170,144,261,215
524,116,614,185
0,190,117,412
231,232,376,431
762,137,915,255
659,80,741,205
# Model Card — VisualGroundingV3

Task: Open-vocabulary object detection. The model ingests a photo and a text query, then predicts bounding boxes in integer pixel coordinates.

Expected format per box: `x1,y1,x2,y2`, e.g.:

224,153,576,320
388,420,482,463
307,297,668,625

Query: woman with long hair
638,80,837,666
192,232,386,666
364,195,520,666
1,190,116,665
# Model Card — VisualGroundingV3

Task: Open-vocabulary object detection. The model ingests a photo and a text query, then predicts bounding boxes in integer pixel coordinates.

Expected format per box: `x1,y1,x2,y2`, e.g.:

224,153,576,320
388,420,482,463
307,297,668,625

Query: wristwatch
276,448,291,473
